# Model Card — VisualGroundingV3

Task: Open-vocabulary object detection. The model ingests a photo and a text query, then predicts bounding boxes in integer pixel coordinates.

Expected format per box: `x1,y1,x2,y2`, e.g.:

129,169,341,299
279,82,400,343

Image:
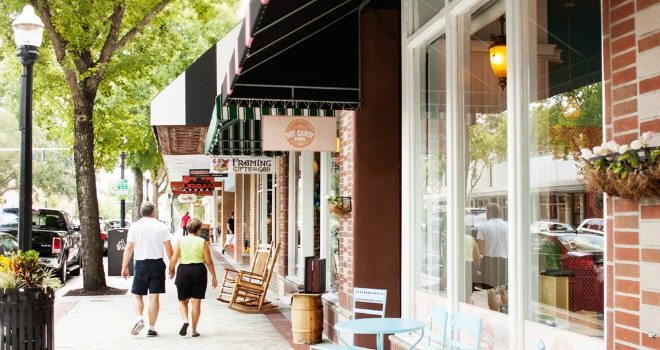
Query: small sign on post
117,179,129,200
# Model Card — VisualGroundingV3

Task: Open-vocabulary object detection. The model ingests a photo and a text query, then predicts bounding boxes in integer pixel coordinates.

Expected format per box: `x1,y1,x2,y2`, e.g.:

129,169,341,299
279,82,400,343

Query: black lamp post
13,5,44,252
120,151,126,228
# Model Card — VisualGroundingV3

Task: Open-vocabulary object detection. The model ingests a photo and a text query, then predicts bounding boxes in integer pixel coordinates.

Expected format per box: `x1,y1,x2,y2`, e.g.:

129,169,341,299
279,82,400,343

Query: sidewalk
53,238,297,350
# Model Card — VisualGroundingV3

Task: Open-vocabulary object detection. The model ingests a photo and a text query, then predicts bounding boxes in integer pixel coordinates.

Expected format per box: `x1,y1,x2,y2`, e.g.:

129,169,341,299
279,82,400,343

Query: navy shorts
132,259,166,295
174,263,208,300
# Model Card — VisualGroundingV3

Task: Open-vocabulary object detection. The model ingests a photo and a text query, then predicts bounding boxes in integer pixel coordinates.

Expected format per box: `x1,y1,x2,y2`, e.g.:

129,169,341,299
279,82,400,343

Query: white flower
580,148,593,159
605,141,620,153
618,144,630,154
641,131,655,143
592,146,604,155
630,139,643,150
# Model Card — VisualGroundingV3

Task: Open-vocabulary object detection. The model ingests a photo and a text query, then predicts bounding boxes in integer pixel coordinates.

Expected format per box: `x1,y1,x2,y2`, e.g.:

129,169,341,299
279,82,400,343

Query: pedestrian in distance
222,212,235,255
476,203,508,290
122,202,173,337
169,218,218,337
181,211,191,236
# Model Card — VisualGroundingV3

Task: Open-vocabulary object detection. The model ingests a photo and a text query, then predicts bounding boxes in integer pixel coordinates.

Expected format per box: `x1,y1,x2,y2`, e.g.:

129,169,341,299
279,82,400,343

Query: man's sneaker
147,329,158,337
129,320,144,335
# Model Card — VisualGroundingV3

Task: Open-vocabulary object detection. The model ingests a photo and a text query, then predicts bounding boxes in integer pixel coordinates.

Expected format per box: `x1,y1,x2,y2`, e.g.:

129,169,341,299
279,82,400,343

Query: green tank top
179,235,205,264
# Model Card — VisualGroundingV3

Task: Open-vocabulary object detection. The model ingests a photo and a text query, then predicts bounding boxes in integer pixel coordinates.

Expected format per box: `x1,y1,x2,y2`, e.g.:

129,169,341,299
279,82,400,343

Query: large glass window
463,12,509,311
418,34,447,295
290,152,303,280
527,0,604,337
413,0,445,30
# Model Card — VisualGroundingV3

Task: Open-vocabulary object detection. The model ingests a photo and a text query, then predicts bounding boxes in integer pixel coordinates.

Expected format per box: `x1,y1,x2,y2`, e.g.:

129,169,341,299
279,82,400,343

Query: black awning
219,0,362,110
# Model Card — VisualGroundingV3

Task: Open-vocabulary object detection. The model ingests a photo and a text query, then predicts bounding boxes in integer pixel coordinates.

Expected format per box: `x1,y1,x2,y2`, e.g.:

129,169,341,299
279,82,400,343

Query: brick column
234,174,246,262
338,110,356,312
602,1,660,349
276,155,289,277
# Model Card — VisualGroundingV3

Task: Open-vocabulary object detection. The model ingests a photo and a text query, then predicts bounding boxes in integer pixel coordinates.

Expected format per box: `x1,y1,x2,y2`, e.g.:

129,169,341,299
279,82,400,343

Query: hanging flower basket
581,132,660,200
326,194,352,216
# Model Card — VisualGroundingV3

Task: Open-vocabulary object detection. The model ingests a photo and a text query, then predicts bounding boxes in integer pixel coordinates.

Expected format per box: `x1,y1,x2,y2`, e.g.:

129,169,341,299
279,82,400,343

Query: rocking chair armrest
237,271,266,283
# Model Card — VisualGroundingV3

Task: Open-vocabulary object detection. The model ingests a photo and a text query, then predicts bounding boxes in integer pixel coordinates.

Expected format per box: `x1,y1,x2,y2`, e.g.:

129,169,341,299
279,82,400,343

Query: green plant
0,251,63,291
581,131,660,199
326,193,343,207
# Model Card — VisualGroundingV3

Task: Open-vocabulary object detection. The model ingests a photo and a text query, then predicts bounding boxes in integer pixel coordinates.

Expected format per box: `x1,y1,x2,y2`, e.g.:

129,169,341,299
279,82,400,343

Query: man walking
181,211,191,236
476,203,508,289
122,202,173,337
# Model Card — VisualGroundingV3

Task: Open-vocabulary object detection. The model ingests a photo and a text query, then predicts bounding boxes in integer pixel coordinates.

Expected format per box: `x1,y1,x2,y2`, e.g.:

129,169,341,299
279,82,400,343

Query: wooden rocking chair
229,241,281,313
217,241,272,303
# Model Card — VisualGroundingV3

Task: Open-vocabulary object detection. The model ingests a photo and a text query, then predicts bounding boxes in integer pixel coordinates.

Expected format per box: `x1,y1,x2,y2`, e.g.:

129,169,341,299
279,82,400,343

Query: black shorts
175,263,208,300
132,259,166,295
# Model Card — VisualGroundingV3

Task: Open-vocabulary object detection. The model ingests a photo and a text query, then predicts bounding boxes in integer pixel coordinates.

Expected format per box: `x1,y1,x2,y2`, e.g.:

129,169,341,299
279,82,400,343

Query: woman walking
169,218,218,337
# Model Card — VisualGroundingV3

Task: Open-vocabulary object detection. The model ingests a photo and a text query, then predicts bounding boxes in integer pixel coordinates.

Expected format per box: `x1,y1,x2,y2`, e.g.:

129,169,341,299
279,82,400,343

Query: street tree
0,1,237,291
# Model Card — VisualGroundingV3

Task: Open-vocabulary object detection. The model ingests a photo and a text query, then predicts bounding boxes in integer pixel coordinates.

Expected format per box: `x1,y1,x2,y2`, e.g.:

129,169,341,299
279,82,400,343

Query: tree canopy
0,0,238,291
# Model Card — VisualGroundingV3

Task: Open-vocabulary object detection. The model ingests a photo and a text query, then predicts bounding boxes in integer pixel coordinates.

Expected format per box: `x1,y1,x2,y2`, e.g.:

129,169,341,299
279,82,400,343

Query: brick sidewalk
53,242,298,350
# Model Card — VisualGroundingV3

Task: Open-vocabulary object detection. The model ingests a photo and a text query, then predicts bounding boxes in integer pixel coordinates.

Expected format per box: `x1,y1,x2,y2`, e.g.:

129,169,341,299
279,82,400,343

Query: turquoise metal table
334,318,425,350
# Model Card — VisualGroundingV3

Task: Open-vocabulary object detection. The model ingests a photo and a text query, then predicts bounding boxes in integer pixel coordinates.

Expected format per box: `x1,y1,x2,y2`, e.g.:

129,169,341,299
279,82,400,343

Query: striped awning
204,101,337,156
218,0,361,109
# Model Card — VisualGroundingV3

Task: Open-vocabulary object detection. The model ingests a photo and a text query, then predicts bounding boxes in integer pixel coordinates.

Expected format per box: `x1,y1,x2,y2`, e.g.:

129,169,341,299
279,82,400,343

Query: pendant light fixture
489,15,507,90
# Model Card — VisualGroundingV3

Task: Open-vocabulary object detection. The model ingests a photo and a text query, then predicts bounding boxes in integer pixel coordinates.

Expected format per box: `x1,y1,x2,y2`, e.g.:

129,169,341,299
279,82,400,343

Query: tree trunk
132,168,144,221
73,102,106,291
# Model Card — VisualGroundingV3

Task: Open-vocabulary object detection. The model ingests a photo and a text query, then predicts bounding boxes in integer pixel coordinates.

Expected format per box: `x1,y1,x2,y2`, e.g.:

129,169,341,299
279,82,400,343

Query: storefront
151,0,660,348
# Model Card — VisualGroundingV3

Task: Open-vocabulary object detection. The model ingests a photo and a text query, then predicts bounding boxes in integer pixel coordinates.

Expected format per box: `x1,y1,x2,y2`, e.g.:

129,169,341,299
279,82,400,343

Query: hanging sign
210,156,275,174
170,177,222,196
117,178,129,200
177,194,197,204
262,116,337,152
189,168,227,178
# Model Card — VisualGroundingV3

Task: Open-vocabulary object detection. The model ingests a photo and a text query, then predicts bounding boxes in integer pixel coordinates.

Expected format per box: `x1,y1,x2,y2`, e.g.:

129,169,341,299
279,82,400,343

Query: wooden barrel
291,293,323,344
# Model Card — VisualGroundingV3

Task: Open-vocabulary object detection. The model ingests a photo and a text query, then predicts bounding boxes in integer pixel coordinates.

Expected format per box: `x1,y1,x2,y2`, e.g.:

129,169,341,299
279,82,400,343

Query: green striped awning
204,101,338,156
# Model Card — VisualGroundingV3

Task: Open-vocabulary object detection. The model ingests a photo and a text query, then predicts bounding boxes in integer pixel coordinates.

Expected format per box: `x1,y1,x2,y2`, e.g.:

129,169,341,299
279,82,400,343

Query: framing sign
210,156,275,174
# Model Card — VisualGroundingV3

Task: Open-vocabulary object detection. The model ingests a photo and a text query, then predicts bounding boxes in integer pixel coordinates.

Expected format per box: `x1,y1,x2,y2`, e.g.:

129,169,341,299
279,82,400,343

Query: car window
547,223,575,232
0,211,19,228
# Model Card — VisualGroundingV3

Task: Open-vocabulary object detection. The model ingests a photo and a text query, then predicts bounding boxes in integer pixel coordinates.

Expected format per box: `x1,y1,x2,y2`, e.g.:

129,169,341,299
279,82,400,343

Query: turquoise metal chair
310,288,387,350
449,313,482,350
426,305,448,349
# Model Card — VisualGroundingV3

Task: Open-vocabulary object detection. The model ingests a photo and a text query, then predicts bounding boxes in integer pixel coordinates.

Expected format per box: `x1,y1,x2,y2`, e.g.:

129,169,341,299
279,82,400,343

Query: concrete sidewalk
53,240,296,350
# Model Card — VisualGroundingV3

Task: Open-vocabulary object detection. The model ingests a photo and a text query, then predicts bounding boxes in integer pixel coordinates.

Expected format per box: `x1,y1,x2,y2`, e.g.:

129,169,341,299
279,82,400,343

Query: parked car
530,220,576,234
535,232,604,312
0,208,82,283
99,220,108,254
576,218,604,236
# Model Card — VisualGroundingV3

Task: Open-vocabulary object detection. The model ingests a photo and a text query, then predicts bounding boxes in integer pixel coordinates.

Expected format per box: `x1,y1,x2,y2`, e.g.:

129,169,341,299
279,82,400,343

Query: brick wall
276,155,289,278
234,174,246,262
338,110,356,311
602,1,660,349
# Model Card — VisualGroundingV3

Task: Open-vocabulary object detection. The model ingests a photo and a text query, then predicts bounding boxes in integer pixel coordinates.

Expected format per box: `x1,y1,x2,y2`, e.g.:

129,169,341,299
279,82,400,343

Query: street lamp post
145,178,150,202
13,5,44,252
120,151,126,227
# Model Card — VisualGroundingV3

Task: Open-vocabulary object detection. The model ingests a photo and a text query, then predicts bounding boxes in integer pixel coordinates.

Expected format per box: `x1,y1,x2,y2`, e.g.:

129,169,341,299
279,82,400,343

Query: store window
418,34,447,295
413,0,445,31
463,11,508,311
288,151,317,283
527,0,603,337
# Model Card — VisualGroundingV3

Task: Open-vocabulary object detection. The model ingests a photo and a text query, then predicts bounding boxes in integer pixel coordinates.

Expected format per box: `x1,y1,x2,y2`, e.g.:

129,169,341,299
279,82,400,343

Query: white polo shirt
127,217,171,260
476,218,508,258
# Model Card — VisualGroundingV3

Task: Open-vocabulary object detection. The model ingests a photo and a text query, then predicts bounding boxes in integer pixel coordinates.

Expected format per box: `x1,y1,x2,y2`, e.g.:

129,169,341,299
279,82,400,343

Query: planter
329,205,350,215
583,146,660,200
0,288,55,349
